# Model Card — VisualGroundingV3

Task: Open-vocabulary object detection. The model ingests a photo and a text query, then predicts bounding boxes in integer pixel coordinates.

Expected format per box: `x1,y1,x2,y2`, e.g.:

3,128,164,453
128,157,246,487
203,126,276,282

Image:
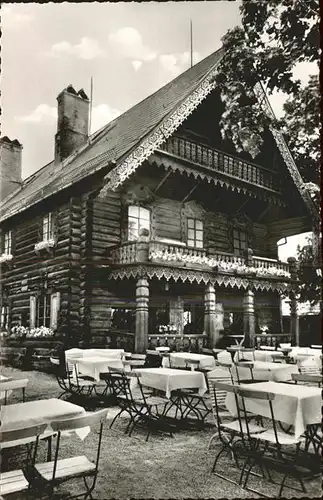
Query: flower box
0,253,13,265
34,239,56,253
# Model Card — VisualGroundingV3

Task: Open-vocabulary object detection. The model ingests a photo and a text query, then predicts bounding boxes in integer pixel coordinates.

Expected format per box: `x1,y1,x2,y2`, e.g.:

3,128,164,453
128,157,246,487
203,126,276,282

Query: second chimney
0,136,23,202
55,85,90,163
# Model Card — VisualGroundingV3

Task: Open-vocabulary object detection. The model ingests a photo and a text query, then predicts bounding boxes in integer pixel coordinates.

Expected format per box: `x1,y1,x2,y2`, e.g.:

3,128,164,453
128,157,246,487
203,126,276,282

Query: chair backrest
50,357,60,366
146,350,161,356
297,357,321,376
130,354,146,360
237,386,278,441
209,380,242,435
0,423,48,444
233,361,254,384
291,372,322,387
207,373,235,408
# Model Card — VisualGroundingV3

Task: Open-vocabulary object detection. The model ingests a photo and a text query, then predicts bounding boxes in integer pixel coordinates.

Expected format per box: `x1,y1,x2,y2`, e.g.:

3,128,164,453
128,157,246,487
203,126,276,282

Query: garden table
73,356,124,382
0,398,88,439
225,381,322,440
162,352,215,370
133,367,207,398
233,349,284,363
65,348,124,360
234,360,298,382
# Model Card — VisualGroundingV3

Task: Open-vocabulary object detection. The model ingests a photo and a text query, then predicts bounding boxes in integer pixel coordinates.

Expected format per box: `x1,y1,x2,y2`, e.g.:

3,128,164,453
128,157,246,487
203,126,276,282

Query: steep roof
0,48,224,222
0,46,318,226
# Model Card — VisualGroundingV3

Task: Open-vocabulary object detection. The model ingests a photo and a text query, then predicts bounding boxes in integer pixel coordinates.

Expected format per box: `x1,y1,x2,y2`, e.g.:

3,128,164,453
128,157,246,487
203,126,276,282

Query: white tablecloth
75,356,124,381
0,398,89,439
234,350,284,363
290,347,322,360
65,348,124,360
226,381,321,438
133,367,207,399
162,352,215,370
234,361,298,382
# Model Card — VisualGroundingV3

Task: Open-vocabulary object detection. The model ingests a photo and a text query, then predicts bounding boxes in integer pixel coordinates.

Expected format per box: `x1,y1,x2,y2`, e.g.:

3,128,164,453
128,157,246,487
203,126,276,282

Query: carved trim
253,82,319,224
99,66,222,196
108,265,291,293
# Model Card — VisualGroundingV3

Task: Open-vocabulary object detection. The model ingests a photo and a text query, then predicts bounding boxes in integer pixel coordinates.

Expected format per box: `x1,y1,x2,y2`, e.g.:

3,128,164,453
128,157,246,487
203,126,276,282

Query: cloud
132,60,143,71
109,27,156,62
50,37,105,60
15,104,57,123
91,104,121,133
159,51,202,77
2,6,33,30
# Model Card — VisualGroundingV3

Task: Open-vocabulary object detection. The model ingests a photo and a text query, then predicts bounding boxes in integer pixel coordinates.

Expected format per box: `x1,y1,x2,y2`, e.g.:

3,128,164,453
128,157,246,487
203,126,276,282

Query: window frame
3,230,12,255
232,227,248,256
127,205,151,241
30,291,60,330
187,217,204,248
42,213,54,241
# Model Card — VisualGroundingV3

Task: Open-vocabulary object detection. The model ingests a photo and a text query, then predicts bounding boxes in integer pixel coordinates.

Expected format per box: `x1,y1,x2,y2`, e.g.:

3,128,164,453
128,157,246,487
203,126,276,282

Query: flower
27,326,54,338
10,325,28,338
34,239,55,252
0,253,13,264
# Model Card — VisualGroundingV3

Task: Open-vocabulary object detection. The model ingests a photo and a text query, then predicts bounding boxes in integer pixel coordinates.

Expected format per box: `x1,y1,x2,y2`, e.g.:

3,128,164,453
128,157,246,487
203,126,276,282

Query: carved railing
148,333,208,352
159,136,280,192
253,256,290,274
109,242,291,279
255,333,292,350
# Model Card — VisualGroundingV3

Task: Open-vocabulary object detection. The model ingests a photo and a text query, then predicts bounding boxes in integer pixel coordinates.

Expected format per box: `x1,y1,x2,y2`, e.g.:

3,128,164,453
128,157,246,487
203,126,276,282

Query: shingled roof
0,46,318,225
0,48,224,222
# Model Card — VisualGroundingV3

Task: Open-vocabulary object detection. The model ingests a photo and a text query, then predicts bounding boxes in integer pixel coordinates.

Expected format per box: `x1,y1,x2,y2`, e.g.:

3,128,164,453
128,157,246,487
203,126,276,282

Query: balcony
158,136,280,193
108,241,291,279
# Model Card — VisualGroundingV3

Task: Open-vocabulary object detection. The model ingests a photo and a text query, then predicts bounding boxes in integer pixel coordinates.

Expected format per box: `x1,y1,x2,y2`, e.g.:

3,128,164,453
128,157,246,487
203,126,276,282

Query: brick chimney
55,85,90,163
0,136,23,202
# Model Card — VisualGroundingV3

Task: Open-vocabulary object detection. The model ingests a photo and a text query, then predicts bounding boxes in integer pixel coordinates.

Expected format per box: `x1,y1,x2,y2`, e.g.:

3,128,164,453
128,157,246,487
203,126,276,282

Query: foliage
215,0,320,182
296,235,322,305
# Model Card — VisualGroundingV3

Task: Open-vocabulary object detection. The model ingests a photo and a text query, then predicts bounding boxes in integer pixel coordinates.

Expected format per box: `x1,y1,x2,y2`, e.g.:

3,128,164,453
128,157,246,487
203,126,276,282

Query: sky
2,1,317,181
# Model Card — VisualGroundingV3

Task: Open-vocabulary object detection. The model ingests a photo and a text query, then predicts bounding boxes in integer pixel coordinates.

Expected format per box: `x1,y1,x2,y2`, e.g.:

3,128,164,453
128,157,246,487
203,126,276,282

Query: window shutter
50,292,61,330
30,296,37,328
51,211,57,241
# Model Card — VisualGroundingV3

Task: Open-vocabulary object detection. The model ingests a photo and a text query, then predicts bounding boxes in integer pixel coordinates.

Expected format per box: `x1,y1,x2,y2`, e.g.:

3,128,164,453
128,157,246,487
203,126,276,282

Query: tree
214,0,320,183
296,235,322,305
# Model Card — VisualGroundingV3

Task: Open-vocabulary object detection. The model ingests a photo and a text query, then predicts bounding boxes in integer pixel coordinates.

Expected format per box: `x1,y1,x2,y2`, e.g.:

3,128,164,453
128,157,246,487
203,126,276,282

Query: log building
0,48,318,360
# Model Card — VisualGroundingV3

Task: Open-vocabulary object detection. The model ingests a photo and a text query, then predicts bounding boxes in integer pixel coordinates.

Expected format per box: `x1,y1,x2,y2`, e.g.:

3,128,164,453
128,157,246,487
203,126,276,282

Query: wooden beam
257,206,271,222
181,182,200,203
154,170,172,193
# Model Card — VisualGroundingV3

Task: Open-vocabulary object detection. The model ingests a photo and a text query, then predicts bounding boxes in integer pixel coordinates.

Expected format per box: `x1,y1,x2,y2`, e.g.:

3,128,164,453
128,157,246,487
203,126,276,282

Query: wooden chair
237,387,307,497
233,361,254,384
31,409,108,499
237,348,255,361
122,353,147,369
108,368,172,441
297,357,321,376
209,381,266,486
50,357,73,400
214,360,234,383
0,423,47,497
291,373,322,387
0,378,28,405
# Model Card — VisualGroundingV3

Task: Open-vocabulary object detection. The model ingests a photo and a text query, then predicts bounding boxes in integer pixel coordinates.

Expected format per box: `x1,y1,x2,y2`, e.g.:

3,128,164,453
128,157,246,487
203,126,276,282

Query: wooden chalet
0,48,318,365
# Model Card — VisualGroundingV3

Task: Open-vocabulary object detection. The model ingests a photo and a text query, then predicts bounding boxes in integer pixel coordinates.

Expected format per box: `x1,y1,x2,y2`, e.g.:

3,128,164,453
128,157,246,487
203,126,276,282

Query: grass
1,365,322,499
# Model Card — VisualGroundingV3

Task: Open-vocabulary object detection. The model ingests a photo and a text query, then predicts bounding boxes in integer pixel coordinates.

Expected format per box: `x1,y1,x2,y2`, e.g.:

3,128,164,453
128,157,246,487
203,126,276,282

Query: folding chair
297,357,321,376
0,378,28,405
108,368,172,441
31,409,108,499
0,423,47,497
237,348,255,362
214,360,234,383
122,353,146,369
291,373,322,387
237,387,307,497
209,381,266,485
233,361,254,384
50,357,73,400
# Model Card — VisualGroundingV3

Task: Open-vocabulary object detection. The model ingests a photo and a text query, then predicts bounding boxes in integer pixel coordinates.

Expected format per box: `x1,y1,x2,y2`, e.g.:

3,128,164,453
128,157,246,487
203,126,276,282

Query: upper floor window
128,206,150,241
3,231,12,254
43,213,54,241
233,228,247,256
0,304,10,330
187,218,203,248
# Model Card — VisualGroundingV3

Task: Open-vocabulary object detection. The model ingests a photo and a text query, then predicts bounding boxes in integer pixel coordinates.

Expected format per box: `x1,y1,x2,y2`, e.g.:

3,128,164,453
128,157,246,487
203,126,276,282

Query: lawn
1,366,321,499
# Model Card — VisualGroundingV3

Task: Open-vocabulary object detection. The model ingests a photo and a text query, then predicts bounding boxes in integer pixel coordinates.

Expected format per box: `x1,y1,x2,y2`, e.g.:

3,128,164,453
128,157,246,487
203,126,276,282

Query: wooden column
169,296,184,335
287,257,299,346
204,283,220,347
243,289,255,347
135,277,149,353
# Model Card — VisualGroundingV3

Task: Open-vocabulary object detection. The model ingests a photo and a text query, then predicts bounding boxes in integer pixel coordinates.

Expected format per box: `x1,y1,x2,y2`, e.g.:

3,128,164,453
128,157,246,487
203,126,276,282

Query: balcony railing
108,241,291,279
158,136,280,192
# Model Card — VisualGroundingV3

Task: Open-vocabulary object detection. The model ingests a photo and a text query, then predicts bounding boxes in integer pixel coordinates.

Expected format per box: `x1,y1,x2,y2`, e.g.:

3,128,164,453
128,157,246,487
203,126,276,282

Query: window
187,218,203,248
30,292,60,329
233,228,247,255
42,213,53,241
0,305,9,330
128,206,150,241
3,231,12,254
